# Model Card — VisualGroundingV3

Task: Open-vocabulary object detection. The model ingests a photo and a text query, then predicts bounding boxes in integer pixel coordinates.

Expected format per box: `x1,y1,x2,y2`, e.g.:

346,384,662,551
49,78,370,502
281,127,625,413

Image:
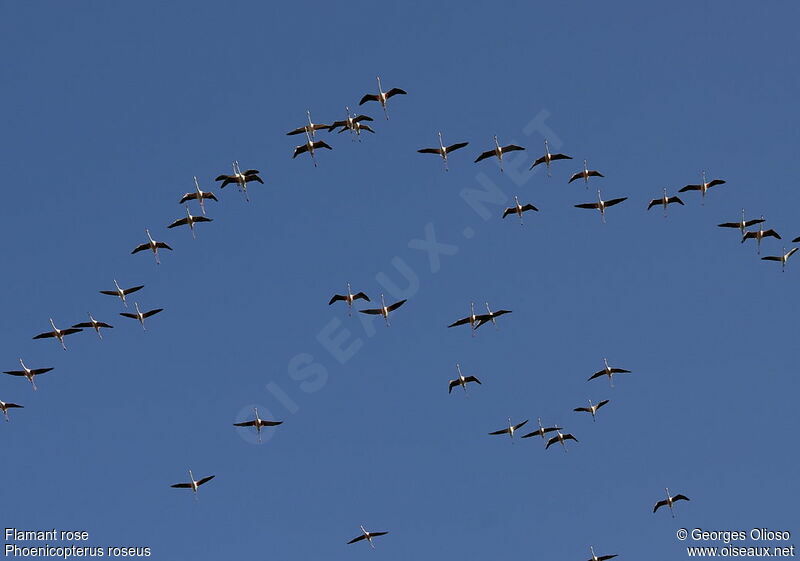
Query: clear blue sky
2,1,798,559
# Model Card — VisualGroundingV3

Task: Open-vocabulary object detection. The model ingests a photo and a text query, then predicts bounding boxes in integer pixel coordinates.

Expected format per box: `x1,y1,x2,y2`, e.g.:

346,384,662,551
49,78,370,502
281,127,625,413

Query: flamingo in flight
328,107,374,138
489,418,529,442
359,75,407,119
417,132,469,171
233,407,283,443
3,359,54,391
761,247,798,272
72,313,114,339
475,303,512,329
502,195,538,225
119,303,163,331
215,161,263,202
678,170,725,202
574,399,610,422
293,130,333,166
170,469,215,499
529,139,572,176
328,283,370,316
588,546,618,561
588,358,632,387
0,399,23,422
33,319,82,350
569,160,604,187
168,206,213,238
347,525,389,548
99,280,143,308
653,488,690,517
179,176,218,216
521,418,562,441
718,209,764,235
286,110,330,139
447,302,485,336
358,294,407,326
647,188,685,216
131,229,172,264
545,429,579,452
742,219,781,254
474,136,525,172
575,189,627,223
448,363,481,394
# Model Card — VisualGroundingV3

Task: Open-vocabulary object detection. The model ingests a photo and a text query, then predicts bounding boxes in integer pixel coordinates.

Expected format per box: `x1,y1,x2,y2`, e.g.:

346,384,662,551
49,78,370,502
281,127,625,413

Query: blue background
2,1,798,559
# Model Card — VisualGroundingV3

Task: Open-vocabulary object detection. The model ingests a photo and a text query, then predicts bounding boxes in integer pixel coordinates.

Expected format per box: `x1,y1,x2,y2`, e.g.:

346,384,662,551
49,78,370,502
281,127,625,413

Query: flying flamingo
718,209,764,235
742,219,781,254
131,229,172,264
3,359,54,391
568,160,604,187
475,303,512,329
168,206,213,238
328,283,370,316
170,469,215,499
215,161,263,202
179,176,218,216
119,303,163,331
328,107,374,138
653,488,690,517
99,280,144,308
529,139,572,176
574,399,610,422
489,418,529,442
545,429,579,452
588,546,618,561
588,358,632,387
71,313,113,339
358,294,407,326
647,188,685,216
359,75,407,119
0,399,23,422
447,302,485,336
678,170,725,203
575,189,627,223
417,132,469,171
502,195,538,225
33,319,82,350
286,110,330,139
521,418,562,441
347,525,389,548
233,407,283,443
761,247,798,272
475,136,525,172
448,363,481,394
293,130,333,166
